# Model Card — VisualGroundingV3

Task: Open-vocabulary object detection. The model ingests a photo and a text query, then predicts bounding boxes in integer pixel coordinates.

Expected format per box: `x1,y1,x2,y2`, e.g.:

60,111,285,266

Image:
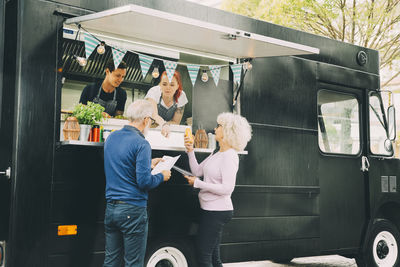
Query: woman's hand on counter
184,136,194,152
151,158,164,169
161,123,170,138
102,112,111,118
184,175,196,186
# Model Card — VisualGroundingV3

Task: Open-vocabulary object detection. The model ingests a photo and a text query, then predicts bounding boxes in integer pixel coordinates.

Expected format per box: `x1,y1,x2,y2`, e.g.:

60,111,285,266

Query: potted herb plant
72,101,105,141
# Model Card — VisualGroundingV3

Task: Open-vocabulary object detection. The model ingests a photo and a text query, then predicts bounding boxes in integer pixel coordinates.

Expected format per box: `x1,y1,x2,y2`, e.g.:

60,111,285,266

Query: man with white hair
103,99,171,267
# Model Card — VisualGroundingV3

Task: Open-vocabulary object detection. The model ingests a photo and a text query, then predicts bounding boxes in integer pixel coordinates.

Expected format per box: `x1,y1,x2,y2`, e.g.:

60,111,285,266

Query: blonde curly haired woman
184,112,252,267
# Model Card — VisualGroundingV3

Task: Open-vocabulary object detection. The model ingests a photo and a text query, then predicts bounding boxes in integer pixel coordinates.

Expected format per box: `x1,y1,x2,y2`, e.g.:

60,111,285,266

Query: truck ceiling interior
61,38,151,87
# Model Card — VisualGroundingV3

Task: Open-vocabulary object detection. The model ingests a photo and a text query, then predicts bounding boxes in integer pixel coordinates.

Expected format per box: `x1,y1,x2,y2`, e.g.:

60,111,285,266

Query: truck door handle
0,167,11,180
361,156,370,172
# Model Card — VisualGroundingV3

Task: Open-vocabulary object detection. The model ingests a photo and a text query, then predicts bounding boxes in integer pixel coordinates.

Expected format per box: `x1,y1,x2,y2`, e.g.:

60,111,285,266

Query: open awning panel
65,4,319,60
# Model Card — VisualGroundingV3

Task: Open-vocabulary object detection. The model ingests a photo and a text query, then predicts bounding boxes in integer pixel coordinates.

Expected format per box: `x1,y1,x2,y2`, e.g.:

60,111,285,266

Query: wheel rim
373,231,398,266
147,246,188,267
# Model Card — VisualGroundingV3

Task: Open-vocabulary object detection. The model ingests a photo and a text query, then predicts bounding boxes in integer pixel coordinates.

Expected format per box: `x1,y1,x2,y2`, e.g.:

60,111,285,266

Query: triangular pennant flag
163,60,178,82
138,54,154,79
187,64,200,86
230,64,243,86
84,33,100,59
111,47,127,70
209,65,222,87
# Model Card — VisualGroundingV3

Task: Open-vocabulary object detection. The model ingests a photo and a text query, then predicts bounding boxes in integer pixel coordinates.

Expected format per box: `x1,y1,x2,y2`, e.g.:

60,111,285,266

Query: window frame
317,89,362,157
368,91,394,157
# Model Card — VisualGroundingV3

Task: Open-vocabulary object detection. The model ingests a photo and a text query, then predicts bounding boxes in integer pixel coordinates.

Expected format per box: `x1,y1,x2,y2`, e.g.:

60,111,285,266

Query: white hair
126,99,153,122
217,112,252,151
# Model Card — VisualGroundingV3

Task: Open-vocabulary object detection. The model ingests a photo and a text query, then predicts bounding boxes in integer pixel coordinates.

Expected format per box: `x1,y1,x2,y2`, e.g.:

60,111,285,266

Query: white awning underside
65,5,319,62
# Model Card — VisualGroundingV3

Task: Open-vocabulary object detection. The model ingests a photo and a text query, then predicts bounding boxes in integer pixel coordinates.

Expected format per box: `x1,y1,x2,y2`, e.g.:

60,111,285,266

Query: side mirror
387,105,396,141
384,139,393,153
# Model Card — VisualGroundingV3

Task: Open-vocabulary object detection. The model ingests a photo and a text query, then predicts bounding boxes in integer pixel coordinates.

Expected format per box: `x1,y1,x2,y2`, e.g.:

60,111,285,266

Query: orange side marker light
58,225,77,236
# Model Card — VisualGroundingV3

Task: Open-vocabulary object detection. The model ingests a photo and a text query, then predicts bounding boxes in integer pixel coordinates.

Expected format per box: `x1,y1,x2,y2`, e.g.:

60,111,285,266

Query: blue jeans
103,202,148,267
196,209,233,267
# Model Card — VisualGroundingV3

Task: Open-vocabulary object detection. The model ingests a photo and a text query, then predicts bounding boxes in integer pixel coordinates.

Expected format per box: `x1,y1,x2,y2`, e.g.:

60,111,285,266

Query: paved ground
224,255,357,267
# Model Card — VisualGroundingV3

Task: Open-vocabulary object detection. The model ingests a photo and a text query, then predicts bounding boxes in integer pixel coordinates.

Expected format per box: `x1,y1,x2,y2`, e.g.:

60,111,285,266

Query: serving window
59,4,318,147
60,31,233,126
59,28,234,146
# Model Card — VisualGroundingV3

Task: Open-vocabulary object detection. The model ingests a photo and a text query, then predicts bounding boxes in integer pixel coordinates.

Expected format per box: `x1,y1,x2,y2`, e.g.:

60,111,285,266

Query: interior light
97,41,106,55
74,56,87,67
152,66,160,78
201,70,209,82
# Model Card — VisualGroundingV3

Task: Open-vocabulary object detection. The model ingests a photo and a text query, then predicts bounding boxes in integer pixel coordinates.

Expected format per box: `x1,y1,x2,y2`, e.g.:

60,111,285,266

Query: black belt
108,200,127,204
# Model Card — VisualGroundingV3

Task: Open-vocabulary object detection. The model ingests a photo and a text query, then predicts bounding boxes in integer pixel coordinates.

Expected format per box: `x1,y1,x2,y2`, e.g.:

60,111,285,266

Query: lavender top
187,149,239,211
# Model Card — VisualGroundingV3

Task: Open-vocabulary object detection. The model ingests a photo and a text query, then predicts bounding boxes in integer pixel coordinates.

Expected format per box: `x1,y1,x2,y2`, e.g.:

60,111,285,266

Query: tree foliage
221,0,400,86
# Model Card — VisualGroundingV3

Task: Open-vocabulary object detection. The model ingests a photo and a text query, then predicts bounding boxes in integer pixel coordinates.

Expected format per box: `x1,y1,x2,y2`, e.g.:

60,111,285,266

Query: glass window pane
318,90,360,155
369,94,391,155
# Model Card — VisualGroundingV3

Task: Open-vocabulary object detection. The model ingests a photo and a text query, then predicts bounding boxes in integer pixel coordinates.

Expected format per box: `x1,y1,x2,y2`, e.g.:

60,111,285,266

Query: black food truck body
0,1,399,266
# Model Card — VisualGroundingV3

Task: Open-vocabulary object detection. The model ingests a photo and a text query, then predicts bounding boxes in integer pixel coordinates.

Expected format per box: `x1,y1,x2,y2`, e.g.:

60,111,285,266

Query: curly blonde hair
217,112,252,151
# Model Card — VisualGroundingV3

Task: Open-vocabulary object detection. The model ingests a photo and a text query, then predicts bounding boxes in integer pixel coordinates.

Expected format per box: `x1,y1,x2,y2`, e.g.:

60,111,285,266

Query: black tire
356,219,400,267
144,239,197,267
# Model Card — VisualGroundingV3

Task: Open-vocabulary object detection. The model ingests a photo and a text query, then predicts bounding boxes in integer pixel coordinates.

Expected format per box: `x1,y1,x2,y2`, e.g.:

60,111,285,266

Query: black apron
158,95,177,122
93,86,117,116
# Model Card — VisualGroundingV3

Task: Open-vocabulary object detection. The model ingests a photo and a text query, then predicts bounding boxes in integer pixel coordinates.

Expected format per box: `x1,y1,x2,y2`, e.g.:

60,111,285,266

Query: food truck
1,0,399,266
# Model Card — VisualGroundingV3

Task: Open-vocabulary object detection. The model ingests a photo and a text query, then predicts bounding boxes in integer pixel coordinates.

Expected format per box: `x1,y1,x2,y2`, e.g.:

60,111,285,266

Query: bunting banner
84,33,100,59
209,65,222,87
111,47,127,70
138,54,154,79
230,64,243,86
163,60,178,82
187,64,200,86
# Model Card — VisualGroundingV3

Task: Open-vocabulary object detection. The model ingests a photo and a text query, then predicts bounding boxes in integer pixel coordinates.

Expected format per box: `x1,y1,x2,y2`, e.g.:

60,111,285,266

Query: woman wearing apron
145,71,188,137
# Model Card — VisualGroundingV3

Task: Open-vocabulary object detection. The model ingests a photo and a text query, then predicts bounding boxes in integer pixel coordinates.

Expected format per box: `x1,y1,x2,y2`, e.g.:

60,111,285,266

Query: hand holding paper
151,155,181,175
184,175,196,186
151,158,163,169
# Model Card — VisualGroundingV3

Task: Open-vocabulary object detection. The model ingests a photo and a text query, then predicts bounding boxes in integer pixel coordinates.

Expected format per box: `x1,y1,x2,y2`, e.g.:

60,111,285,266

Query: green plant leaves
72,101,105,126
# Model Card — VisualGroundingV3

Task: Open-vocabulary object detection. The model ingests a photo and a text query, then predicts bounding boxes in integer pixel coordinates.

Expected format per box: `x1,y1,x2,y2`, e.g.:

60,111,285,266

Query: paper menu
151,155,181,175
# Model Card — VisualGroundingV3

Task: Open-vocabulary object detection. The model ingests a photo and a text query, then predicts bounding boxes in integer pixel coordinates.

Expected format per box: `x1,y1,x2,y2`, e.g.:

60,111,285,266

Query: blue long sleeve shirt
104,125,164,207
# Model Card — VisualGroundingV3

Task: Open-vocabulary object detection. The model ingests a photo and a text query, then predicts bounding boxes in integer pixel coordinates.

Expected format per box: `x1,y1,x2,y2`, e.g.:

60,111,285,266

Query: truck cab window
317,90,360,155
369,93,392,156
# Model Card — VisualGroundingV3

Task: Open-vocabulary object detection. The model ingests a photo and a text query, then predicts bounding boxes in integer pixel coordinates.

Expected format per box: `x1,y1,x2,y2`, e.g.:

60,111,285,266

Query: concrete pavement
224,255,357,266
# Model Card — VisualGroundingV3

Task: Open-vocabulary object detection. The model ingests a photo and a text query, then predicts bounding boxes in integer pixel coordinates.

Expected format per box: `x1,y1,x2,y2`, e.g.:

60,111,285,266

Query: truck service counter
59,118,247,154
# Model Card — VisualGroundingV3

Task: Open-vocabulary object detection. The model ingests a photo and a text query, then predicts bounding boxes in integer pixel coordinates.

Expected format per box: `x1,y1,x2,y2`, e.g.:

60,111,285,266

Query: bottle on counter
88,126,92,142
103,129,112,141
100,125,104,142
92,125,100,142
194,129,208,148
184,127,193,144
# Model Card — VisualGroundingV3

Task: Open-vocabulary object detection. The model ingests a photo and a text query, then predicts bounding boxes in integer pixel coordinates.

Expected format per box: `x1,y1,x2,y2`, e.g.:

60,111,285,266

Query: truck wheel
356,219,400,267
145,240,197,267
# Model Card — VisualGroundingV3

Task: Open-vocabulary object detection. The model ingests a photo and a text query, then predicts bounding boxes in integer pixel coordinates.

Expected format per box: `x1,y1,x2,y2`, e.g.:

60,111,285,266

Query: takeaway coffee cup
208,133,216,150
103,129,111,141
